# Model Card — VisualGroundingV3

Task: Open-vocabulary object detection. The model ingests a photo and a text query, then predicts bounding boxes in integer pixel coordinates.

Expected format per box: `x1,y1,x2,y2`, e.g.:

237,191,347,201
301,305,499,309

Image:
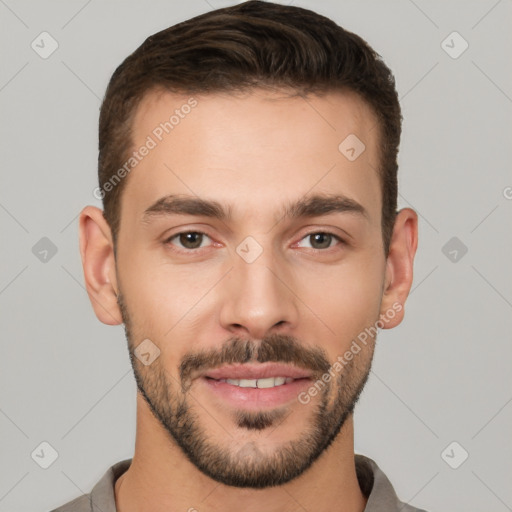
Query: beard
118,290,374,489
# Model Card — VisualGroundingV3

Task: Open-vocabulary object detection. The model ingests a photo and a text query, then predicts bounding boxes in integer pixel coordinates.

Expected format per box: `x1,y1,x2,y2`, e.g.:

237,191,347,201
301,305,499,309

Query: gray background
1,1,511,511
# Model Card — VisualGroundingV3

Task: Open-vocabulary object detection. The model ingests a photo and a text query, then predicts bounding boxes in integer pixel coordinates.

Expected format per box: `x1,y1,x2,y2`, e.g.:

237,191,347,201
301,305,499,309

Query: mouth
210,376,296,388
198,363,313,410
202,362,312,381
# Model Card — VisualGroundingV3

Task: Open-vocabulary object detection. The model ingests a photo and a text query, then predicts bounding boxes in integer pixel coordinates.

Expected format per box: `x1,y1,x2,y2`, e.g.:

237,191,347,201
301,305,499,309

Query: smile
210,376,295,388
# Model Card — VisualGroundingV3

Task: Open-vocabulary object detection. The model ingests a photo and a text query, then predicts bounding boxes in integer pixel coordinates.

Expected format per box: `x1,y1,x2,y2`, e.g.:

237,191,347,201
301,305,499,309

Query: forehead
120,87,382,228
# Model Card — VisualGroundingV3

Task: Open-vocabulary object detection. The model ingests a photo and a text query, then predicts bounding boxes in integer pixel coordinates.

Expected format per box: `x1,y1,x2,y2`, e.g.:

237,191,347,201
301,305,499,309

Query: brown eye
166,231,211,250
179,232,203,249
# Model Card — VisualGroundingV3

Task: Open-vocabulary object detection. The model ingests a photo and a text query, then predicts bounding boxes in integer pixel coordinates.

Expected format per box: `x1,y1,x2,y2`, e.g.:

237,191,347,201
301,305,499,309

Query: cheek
298,258,384,353
117,248,222,368
119,244,210,316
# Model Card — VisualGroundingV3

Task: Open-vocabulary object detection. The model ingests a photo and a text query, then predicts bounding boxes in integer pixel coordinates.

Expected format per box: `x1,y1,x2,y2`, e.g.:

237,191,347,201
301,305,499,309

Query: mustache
179,333,331,384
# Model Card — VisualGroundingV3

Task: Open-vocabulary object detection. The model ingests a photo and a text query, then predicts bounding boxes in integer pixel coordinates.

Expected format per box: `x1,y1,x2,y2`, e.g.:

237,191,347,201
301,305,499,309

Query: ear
79,206,122,325
379,207,418,329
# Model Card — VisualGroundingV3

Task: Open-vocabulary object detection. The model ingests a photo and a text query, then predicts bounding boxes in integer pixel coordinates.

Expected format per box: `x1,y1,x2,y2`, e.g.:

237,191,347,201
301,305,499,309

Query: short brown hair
98,0,401,254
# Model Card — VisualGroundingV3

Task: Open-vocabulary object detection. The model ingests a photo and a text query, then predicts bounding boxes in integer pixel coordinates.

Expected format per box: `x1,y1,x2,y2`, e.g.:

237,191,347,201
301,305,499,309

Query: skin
79,87,418,512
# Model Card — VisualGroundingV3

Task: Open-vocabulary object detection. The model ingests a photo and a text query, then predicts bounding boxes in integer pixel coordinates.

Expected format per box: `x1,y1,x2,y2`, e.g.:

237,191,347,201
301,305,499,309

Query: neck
115,394,367,512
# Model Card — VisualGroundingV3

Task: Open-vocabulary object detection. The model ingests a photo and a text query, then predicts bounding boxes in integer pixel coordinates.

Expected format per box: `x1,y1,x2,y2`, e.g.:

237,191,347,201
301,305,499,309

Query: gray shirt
50,454,428,511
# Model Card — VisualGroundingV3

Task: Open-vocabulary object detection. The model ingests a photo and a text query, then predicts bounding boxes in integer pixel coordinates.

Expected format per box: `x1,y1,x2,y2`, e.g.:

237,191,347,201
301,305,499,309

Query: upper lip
202,362,312,381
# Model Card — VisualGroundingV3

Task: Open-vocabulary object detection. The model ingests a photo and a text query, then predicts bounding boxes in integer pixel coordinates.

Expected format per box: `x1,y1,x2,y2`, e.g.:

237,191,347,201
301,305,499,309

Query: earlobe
380,208,418,329
79,206,123,325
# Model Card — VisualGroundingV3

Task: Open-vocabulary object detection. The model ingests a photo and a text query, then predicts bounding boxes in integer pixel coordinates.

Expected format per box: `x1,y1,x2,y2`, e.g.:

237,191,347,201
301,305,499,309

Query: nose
218,248,299,340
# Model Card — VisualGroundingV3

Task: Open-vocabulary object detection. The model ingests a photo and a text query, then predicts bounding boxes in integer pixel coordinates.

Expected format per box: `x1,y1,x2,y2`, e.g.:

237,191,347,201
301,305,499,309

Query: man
54,1,423,510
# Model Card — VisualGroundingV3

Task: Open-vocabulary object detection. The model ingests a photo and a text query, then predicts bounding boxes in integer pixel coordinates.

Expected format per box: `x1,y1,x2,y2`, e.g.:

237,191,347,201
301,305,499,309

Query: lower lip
200,377,312,410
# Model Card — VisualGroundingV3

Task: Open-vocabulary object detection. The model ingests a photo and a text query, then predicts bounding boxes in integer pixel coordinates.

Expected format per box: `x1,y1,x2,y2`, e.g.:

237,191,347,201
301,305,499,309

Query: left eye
166,231,212,250
296,232,341,250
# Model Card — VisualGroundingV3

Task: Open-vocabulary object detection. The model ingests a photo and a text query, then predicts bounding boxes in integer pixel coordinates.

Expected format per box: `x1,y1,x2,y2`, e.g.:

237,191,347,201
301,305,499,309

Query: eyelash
163,230,345,253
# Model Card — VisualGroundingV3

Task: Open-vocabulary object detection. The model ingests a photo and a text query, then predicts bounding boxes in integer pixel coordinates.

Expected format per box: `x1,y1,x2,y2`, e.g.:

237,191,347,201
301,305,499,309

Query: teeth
220,377,293,388
238,379,257,388
257,377,276,388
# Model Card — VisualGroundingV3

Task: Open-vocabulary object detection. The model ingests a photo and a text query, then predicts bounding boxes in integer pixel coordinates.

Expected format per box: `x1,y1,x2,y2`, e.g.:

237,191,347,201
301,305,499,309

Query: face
109,88,394,487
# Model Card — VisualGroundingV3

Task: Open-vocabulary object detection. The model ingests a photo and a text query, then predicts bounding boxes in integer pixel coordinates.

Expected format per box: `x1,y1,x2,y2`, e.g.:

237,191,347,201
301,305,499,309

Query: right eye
164,231,213,250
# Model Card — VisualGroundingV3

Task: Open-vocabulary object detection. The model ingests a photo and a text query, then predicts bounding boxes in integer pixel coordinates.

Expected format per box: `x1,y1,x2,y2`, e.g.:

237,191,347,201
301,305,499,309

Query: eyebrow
142,194,230,222
284,194,367,220
142,193,368,223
